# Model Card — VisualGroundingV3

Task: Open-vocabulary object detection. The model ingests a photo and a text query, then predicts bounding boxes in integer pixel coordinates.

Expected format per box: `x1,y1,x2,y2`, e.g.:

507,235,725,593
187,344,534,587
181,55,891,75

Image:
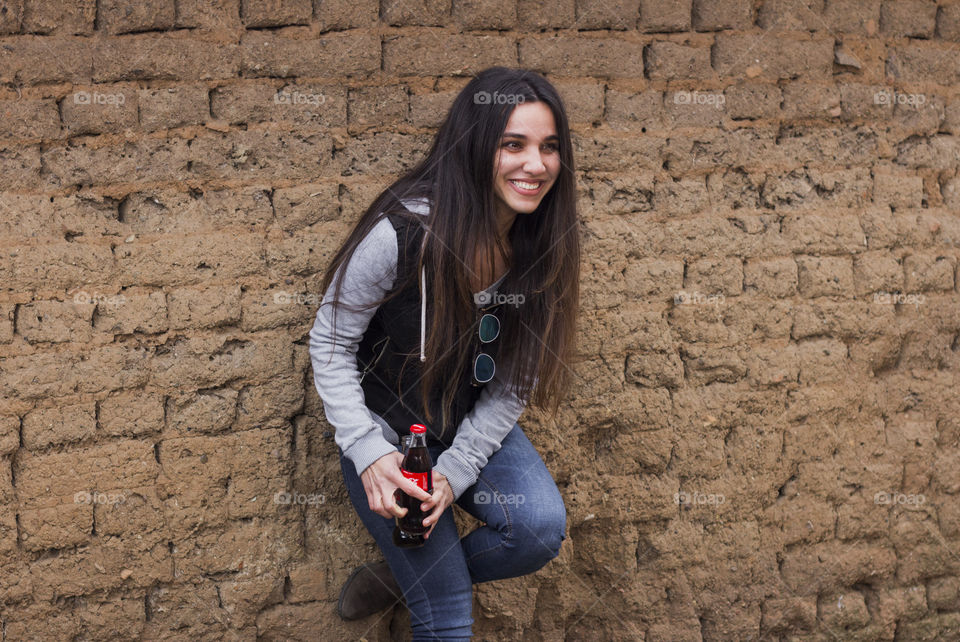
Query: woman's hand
421,471,454,540
360,451,433,520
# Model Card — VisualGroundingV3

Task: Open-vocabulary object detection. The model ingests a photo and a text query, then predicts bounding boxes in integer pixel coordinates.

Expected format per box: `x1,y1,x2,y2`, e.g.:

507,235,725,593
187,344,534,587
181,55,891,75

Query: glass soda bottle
393,423,433,548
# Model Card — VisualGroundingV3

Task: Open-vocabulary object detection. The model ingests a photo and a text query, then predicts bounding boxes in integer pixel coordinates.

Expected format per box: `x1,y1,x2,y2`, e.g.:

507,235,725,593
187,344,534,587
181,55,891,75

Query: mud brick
892,93,944,136
92,290,167,335
572,0,639,30
623,259,684,298
744,257,798,297
184,128,334,182
16,299,94,344
175,0,242,30
332,131,432,175
211,81,347,128
166,388,238,435
757,0,824,31
22,0,96,34
387,33,516,76
314,0,377,29
781,212,866,253
761,597,817,633
605,88,663,130
0,304,12,345
852,251,903,295
149,334,293,390
241,0,311,27
887,43,960,84
381,0,450,26
781,81,840,119
796,255,854,297
928,577,960,610
0,415,17,454
272,182,340,232
904,252,956,291
240,286,319,332
895,134,960,169
409,87,461,127
168,284,241,330
823,0,880,35
242,29,379,77
115,231,265,288
0,241,105,290
93,34,239,82
235,375,304,428
518,35,643,78
795,337,848,384
575,131,664,171
21,402,96,449
516,0,575,29
836,496,888,539
0,98,61,139
880,0,937,38
0,35,93,84
553,79,604,124
819,591,871,631
652,175,710,213
454,0,517,29
638,0,689,31
41,136,192,189
98,391,165,438
0,0,22,33
780,541,897,595
97,0,175,34
19,503,92,552
14,439,159,509
0,345,149,401
61,86,138,135
839,83,893,121
938,3,960,40
692,0,752,30
873,170,923,209
348,85,409,128
138,85,209,130
724,82,780,119
645,41,712,79
713,33,833,79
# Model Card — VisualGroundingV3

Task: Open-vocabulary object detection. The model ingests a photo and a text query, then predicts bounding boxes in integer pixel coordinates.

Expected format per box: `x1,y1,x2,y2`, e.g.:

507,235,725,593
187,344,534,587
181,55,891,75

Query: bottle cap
410,424,427,434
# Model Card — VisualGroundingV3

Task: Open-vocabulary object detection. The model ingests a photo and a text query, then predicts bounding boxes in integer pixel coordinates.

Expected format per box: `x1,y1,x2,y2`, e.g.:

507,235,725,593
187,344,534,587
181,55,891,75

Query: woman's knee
509,493,567,560
405,586,474,641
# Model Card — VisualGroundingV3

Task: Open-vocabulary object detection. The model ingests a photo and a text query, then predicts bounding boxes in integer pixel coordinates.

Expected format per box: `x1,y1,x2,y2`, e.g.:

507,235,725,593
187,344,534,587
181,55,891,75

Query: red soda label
401,468,431,493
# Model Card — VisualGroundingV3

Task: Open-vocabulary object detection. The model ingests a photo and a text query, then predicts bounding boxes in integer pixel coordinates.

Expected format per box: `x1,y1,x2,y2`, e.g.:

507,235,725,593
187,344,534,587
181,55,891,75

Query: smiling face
491,101,561,232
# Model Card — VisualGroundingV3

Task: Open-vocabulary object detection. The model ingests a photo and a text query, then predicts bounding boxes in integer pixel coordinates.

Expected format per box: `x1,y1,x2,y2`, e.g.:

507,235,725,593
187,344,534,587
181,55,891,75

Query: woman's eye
504,141,522,150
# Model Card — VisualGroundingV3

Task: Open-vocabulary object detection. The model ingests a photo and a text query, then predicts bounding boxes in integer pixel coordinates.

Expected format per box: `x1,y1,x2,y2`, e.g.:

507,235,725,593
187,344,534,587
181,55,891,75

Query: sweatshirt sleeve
308,217,401,478
434,354,538,501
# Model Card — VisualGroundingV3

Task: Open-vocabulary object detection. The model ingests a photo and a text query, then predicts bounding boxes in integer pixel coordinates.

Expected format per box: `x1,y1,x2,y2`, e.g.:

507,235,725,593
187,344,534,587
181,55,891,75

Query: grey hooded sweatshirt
308,197,532,501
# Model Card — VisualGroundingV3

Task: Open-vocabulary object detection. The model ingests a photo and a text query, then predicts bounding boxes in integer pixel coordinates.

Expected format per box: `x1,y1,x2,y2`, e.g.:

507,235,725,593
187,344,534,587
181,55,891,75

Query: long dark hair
319,66,580,432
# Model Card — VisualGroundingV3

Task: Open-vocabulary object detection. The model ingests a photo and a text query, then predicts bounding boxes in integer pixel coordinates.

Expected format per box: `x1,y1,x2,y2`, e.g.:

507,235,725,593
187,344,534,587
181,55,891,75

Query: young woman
309,66,580,640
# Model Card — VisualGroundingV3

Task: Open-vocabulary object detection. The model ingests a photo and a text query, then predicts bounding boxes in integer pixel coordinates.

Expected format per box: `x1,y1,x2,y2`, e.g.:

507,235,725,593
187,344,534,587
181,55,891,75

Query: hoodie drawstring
420,265,426,362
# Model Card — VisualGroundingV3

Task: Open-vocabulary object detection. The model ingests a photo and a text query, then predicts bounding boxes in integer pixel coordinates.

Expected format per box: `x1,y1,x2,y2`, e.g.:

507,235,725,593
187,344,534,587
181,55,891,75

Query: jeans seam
463,474,513,565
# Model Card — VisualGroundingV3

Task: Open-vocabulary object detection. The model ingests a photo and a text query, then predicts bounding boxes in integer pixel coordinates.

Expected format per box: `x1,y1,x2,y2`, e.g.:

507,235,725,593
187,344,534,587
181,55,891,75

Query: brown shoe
337,560,404,621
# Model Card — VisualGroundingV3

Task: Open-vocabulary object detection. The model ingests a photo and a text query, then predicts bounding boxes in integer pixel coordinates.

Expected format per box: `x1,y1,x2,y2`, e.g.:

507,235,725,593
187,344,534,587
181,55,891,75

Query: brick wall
1,0,959,639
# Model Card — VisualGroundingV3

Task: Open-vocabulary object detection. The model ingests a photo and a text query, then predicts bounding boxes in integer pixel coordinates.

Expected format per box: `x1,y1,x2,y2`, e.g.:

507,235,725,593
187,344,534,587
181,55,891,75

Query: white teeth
511,180,540,190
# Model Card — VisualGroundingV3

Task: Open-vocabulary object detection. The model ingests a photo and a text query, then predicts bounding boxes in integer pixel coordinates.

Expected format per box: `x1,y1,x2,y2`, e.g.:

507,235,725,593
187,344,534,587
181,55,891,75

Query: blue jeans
339,422,567,641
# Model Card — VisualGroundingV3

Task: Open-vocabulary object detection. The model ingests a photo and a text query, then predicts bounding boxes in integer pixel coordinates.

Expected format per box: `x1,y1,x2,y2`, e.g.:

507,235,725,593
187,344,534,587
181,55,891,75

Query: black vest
355,211,497,448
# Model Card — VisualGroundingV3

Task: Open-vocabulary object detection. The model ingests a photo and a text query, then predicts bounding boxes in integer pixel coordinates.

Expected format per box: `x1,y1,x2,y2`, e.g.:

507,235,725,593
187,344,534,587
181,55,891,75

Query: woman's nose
523,151,546,173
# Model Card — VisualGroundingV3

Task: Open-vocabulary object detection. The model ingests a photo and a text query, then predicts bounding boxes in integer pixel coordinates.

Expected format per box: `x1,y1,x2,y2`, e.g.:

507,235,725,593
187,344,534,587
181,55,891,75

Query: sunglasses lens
478,314,500,343
473,353,495,383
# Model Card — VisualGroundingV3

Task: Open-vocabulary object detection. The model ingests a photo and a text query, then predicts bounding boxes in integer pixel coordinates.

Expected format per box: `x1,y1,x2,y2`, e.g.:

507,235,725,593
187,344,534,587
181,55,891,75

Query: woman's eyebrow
502,132,560,141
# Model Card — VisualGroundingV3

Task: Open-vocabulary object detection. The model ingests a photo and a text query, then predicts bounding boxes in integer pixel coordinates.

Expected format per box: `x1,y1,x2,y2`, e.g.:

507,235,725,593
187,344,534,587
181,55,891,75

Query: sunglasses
471,311,501,386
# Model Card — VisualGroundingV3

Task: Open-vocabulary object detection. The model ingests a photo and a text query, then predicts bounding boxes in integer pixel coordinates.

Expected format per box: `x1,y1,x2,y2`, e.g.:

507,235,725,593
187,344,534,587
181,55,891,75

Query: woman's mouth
508,179,544,195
